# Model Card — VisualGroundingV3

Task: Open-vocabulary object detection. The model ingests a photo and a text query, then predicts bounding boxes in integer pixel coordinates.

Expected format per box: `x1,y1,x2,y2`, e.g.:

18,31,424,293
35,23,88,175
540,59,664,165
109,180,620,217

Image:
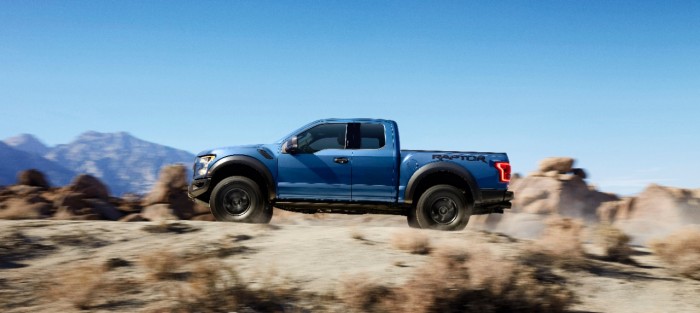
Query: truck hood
197,144,263,157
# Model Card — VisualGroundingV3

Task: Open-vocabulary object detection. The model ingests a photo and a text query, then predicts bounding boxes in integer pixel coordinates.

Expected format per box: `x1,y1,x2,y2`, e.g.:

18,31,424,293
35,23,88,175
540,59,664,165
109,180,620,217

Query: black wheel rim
429,197,458,224
222,188,251,216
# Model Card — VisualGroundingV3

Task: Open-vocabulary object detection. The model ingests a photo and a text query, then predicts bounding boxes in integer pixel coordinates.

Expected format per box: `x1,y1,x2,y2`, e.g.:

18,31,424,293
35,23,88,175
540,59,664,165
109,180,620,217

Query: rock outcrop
603,184,700,244
0,167,213,222
142,165,195,220
67,175,110,200
17,169,50,189
538,157,575,174
0,197,52,219
510,158,618,221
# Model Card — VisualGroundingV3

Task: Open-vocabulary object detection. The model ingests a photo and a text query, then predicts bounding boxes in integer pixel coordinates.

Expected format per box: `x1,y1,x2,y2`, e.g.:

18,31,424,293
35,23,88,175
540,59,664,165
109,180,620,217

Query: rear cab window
359,123,385,149
347,123,386,149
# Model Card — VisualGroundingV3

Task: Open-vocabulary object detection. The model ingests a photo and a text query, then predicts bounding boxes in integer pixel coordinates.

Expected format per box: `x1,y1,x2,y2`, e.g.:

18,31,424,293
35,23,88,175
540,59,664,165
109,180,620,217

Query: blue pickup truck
188,119,512,230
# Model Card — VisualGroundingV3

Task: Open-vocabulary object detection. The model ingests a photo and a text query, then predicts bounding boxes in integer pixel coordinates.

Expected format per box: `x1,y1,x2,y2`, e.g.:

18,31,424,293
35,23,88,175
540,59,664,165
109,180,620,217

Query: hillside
2,132,195,196
0,142,75,187
3,134,50,156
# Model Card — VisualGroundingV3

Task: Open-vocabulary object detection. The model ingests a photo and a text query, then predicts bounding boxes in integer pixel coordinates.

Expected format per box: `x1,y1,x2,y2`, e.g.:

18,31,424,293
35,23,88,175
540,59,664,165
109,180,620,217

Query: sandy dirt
1,216,699,312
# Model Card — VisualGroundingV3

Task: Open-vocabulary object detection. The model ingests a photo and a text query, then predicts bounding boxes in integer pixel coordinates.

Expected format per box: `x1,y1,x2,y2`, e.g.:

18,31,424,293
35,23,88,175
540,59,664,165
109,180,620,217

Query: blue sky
1,1,698,195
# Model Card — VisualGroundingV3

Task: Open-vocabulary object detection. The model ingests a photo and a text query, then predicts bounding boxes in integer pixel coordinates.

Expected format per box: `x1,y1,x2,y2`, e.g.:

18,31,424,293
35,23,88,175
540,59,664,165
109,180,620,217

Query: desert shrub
141,250,184,280
403,246,573,313
49,231,110,248
650,227,700,280
49,264,104,309
524,216,586,270
49,263,138,310
172,259,306,312
0,230,55,263
142,221,200,234
594,224,633,262
339,245,574,313
350,229,365,241
391,229,432,255
104,257,132,270
338,275,398,312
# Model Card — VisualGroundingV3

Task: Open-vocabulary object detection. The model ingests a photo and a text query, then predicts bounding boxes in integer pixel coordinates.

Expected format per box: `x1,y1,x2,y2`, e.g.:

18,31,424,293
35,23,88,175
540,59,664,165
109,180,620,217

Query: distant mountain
3,133,50,155
44,131,195,196
0,141,75,187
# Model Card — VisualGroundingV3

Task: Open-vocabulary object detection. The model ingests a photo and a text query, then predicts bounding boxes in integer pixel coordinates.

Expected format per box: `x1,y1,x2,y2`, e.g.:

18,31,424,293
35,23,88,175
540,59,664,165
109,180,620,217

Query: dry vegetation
340,245,574,313
141,250,184,280
523,216,587,270
0,230,56,265
8,219,700,313
169,259,310,313
48,250,319,312
650,227,700,280
390,229,432,255
350,228,365,241
48,262,139,310
594,224,633,263
40,236,576,313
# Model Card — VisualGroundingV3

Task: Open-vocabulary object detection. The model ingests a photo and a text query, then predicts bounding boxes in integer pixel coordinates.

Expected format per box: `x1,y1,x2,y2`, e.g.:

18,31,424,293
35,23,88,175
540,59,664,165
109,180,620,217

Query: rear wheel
414,185,471,231
209,176,272,223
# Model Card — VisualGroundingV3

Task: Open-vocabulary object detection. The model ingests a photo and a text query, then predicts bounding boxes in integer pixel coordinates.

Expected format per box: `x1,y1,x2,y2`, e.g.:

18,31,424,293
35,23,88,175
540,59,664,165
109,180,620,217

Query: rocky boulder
142,165,193,219
0,197,52,219
2,185,44,198
67,175,110,199
84,199,124,220
509,157,619,222
141,204,179,221
119,213,147,222
51,190,124,221
52,206,102,220
191,213,216,221
538,157,574,174
606,184,700,244
17,169,50,189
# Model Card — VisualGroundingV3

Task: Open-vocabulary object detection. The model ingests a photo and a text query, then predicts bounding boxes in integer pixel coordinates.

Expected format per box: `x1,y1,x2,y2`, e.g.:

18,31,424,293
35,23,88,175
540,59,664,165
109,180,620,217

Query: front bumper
188,177,211,199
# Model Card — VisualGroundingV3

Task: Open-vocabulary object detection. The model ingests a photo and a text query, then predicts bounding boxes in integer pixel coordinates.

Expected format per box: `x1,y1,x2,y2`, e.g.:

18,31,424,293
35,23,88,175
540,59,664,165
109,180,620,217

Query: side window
297,123,347,153
359,123,385,149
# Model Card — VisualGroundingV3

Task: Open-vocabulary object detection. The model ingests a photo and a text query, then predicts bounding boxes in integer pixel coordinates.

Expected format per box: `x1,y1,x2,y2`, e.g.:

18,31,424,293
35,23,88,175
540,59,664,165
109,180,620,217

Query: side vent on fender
257,148,273,160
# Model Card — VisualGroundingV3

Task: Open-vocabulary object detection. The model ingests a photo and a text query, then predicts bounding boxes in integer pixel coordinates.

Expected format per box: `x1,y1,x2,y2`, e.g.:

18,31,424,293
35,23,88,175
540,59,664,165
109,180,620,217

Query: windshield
275,120,320,144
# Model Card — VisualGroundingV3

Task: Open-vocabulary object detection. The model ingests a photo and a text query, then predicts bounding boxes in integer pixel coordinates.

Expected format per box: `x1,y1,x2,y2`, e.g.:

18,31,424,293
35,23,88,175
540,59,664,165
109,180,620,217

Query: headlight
194,155,215,177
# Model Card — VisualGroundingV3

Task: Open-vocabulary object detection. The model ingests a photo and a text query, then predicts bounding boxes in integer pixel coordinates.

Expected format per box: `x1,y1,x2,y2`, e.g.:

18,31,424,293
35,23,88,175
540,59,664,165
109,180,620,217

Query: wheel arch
404,162,481,205
208,155,276,201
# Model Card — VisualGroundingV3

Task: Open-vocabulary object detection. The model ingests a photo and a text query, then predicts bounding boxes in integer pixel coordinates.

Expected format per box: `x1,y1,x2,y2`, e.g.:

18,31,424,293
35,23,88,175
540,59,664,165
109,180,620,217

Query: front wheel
413,185,471,231
209,176,272,223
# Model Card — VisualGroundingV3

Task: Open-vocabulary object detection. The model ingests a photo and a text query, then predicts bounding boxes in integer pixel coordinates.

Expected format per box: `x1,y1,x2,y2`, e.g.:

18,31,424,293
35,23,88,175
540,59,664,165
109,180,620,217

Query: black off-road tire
407,208,420,228
414,184,471,231
258,204,274,223
209,176,272,224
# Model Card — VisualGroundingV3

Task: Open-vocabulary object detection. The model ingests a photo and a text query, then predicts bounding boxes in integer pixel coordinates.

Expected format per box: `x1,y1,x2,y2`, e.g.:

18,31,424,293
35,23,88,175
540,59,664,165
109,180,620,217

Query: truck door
349,122,398,202
277,123,352,200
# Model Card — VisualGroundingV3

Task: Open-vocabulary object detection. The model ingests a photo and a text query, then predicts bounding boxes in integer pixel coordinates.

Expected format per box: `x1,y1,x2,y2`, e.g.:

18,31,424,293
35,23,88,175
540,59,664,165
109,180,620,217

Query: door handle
334,157,349,164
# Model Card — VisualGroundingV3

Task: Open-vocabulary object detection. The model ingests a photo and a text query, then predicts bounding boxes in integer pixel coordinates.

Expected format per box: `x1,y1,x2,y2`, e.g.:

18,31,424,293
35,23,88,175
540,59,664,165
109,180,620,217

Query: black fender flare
209,155,276,200
404,162,481,205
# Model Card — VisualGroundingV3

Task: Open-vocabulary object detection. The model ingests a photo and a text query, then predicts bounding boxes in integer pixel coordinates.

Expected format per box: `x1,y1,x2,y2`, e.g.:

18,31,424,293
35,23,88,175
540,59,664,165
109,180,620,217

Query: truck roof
314,118,394,123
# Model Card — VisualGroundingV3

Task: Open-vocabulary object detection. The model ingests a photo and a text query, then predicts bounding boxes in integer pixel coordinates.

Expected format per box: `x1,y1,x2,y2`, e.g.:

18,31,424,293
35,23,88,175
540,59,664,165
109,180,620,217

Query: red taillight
495,162,511,183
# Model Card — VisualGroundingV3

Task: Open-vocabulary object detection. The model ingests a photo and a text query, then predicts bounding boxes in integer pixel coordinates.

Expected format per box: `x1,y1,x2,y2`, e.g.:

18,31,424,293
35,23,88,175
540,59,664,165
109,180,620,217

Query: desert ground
2,215,700,313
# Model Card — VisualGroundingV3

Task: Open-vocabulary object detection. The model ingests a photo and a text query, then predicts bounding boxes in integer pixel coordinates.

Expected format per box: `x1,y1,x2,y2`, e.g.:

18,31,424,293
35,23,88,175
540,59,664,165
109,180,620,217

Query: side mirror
282,136,299,154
